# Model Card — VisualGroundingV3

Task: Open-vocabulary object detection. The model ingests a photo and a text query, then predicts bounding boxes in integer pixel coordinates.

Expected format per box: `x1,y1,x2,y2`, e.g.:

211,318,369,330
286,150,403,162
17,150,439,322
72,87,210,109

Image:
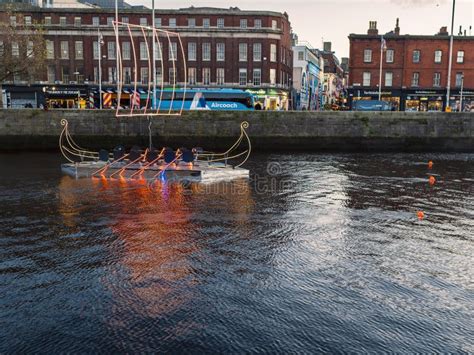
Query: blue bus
353,100,392,111
150,89,255,111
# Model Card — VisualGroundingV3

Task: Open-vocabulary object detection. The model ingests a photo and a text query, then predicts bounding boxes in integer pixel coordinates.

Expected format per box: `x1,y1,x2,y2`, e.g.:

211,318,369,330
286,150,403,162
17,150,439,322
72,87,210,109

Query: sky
127,0,474,59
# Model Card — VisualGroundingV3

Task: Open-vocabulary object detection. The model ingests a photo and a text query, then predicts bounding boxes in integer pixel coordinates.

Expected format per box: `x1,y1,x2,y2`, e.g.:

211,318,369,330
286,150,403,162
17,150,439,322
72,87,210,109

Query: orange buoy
429,176,436,185
428,161,433,169
417,211,425,220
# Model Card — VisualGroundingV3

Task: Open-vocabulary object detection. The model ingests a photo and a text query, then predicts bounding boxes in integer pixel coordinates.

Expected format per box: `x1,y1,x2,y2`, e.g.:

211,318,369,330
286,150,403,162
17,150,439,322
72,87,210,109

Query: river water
0,152,473,353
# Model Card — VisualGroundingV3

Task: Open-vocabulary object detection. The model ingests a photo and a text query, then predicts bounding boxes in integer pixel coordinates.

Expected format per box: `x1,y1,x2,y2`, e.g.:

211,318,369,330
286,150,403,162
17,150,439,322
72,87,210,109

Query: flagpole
378,35,383,101
152,0,156,110
98,28,102,109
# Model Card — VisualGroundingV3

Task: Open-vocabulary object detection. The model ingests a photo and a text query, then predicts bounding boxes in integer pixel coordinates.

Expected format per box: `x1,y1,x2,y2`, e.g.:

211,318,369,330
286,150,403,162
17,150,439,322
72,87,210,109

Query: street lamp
73,71,80,108
446,0,456,111
459,74,464,112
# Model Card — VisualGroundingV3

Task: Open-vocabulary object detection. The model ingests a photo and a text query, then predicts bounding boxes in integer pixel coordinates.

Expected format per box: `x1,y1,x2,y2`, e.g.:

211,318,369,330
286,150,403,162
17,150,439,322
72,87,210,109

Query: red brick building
348,20,474,111
0,6,293,109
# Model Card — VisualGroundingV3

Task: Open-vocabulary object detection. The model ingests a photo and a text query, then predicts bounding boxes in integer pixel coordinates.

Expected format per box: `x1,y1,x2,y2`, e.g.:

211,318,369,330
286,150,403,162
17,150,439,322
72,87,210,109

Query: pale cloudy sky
128,0,474,59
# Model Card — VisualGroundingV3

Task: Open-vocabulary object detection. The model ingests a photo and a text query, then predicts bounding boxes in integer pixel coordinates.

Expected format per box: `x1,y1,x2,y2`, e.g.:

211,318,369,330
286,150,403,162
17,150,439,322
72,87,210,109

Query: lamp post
378,35,386,101
446,0,456,111
459,74,464,112
98,29,104,109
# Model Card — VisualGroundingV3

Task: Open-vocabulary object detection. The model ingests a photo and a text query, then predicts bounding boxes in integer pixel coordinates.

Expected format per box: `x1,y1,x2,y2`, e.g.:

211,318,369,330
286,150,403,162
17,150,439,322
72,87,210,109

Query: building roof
349,33,474,40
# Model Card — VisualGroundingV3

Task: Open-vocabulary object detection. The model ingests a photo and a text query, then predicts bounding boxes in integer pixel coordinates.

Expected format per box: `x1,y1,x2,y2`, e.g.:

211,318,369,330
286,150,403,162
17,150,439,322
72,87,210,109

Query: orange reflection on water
58,177,254,320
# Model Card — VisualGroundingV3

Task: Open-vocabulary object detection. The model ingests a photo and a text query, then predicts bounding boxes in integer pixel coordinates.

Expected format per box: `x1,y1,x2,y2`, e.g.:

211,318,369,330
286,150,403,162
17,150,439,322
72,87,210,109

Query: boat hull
61,161,249,183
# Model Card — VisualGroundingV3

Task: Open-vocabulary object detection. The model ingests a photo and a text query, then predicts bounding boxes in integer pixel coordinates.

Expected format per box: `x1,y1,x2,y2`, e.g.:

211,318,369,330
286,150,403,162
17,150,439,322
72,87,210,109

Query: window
434,50,442,63
11,42,19,57
411,72,420,86
122,42,131,60
108,67,117,83
239,68,247,86
203,18,210,28
75,41,83,59
298,51,304,61
216,68,225,85
60,41,69,59
385,72,393,87
155,17,161,27
188,42,196,61
433,72,441,87
363,71,371,86
108,42,116,60
25,16,32,26
107,17,113,26
92,17,99,26
412,50,420,63
270,68,276,84
188,18,195,28
169,42,177,61
26,41,34,58
140,17,147,26
455,73,463,87
271,20,277,30
60,17,66,26
169,18,176,27
74,17,81,26
253,68,261,86
239,43,247,61
217,18,224,28
156,67,162,83
124,67,131,84
10,16,16,26
216,43,225,61
141,67,149,85
202,42,211,61
140,42,148,60
386,49,394,63
155,41,162,60
168,68,176,84
47,65,55,83
254,19,262,29
364,49,372,63
202,68,210,85
93,41,99,60
253,43,261,61
46,40,54,59
270,44,277,62
0,41,3,57
45,16,52,25
240,19,247,29
188,67,196,85
122,17,129,24
457,50,464,63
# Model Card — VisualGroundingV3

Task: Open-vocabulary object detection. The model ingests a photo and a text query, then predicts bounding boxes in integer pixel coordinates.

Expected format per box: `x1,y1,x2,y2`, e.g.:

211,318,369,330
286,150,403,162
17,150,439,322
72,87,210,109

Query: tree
0,5,47,106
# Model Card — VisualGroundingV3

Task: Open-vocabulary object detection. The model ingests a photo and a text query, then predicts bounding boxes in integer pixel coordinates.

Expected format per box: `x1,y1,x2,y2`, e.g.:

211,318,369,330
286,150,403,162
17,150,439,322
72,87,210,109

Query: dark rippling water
0,152,473,353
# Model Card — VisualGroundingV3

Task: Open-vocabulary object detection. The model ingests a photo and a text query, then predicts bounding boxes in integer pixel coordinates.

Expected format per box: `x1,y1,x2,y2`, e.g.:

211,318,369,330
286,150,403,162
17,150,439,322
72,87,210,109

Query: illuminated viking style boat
60,16,251,183
60,119,251,183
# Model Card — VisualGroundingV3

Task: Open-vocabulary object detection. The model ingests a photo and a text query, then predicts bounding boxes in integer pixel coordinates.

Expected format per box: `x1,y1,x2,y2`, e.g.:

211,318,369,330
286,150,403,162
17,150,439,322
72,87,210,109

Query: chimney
438,26,449,35
395,18,400,35
368,21,378,35
458,25,462,35
323,42,332,52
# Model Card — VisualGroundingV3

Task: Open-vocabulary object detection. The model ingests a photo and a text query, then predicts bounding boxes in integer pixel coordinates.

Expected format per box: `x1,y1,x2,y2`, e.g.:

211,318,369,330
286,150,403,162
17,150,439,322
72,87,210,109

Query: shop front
348,89,401,110
2,85,45,109
448,89,474,112
45,86,88,109
245,88,289,110
403,90,445,112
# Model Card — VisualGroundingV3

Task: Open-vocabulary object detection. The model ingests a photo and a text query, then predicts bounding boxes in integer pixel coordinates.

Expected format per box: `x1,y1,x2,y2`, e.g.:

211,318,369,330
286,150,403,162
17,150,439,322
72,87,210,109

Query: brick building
0,6,293,109
348,20,474,111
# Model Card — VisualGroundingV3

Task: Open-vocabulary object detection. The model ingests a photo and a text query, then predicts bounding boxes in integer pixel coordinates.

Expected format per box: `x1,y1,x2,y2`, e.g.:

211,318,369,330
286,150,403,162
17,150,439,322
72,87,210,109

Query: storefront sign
363,90,392,96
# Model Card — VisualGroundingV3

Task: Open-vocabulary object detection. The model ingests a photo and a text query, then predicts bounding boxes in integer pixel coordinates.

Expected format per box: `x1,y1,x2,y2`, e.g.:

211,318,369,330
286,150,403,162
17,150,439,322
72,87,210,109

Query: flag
381,37,387,51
